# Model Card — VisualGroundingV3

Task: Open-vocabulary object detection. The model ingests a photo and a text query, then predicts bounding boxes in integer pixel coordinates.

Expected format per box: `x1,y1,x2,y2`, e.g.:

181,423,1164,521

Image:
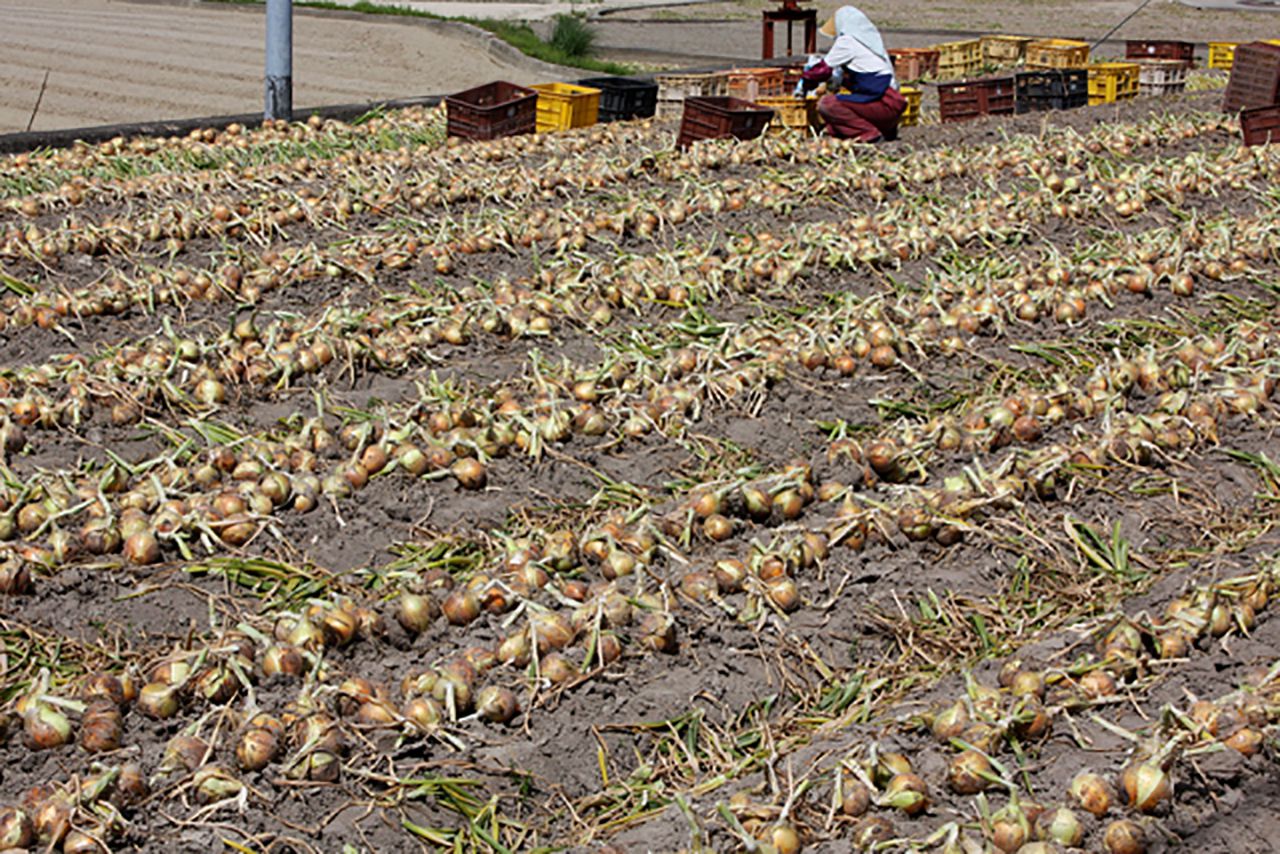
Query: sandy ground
0,0,552,133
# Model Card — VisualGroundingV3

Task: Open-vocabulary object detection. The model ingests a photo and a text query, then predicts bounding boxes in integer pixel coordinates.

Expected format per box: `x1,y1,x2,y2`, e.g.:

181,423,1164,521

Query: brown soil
0,85,1277,854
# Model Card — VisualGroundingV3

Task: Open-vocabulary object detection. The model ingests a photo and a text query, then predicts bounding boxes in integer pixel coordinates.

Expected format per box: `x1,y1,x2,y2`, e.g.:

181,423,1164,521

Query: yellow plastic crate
756,96,819,134
1025,38,1090,69
934,39,982,80
900,86,922,126
981,35,1033,66
1088,62,1141,104
531,83,600,132
1208,42,1240,70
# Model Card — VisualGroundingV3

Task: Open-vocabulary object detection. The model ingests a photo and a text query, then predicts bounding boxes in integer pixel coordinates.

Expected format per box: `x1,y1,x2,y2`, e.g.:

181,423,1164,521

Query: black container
1014,68,1088,113
577,76,659,122
444,81,536,141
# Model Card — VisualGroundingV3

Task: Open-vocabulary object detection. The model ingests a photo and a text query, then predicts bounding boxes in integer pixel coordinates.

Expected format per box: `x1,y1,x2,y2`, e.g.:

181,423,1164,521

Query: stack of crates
1088,62,1141,105
980,35,1034,67
656,72,727,119
1223,41,1280,112
1134,59,1190,97
900,86,922,126
531,83,600,132
934,39,982,80
1025,39,1090,69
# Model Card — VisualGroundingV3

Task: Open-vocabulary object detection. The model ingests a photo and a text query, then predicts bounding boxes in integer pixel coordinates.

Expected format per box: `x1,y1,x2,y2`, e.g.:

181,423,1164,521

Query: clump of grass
549,14,595,59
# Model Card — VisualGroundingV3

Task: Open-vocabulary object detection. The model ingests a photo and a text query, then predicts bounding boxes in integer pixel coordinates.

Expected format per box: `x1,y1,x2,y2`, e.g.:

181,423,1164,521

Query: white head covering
829,6,889,64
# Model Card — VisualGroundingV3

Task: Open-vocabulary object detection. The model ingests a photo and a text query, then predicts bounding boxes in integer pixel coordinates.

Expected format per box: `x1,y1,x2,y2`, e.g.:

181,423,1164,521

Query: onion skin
1069,770,1113,817
0,805,34,849
1102,819,1146,854
1119,761,1170,813
947,749,992,795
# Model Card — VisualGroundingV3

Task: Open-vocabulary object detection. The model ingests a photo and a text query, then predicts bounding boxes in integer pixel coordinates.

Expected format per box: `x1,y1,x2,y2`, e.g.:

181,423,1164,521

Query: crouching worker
795,5,905,142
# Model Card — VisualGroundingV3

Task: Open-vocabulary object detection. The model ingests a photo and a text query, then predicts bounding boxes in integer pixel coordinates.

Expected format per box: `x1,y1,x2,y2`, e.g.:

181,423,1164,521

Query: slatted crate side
1088,62,1141,105
1025,38,1090,69
1209,42,1239,70
981,35,1033,66
577,77,659,122
938,76,1016,122
677,97,775,149
900,86,922,126
934,39,982,80
755,96,819,133
444,81,537,141
1125,40,1195,64
1014,68,1088,113
1134,59,1190,96
1223,42,1280,112
1241,104,1280,145
724,68,785,101
889,49,940,82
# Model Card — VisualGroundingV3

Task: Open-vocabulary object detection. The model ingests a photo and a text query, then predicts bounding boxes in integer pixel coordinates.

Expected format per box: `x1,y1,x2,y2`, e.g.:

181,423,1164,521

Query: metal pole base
265,76,293,122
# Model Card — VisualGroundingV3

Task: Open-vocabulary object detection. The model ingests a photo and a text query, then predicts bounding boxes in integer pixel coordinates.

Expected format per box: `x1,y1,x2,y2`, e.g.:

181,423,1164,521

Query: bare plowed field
0,0,545,133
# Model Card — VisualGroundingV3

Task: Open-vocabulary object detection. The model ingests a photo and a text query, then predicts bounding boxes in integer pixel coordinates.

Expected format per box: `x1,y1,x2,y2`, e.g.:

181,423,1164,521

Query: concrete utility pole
265,0,293,121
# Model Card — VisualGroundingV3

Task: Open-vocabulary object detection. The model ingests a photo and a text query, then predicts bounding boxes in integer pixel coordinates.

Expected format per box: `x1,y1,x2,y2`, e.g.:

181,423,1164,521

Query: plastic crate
1209,42,1240,70
656,72,728,118
1025,38,1091,69
1135,59,1189,96
444,81,537,141
981,35,1034,65
938,75,1016,122
725,67,785,101
1088,62,1141,105
1014,68,1088,113
889,48,940,81
531,83,600,132
1241,103,1280,145
900,86,922,126
1223,41,1280,112
576,76,658,122
756,96,819,134
677,97,775,148
934,39,982,80
1126,40,1195,65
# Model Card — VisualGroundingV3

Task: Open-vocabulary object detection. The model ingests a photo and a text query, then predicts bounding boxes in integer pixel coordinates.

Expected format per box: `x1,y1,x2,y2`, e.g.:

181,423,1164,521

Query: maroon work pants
817,88,907,142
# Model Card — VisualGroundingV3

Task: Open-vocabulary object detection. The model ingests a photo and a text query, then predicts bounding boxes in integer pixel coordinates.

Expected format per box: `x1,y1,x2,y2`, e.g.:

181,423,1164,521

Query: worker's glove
803,54,821,70
793,80,806,97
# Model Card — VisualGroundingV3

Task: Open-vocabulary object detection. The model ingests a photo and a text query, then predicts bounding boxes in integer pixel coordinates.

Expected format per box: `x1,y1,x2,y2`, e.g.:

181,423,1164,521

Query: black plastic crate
1223,41,1280,112
444,81,536,141
676,97,774,148
576,76,659,122
1014,68,1088,113
937,76,1016,123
